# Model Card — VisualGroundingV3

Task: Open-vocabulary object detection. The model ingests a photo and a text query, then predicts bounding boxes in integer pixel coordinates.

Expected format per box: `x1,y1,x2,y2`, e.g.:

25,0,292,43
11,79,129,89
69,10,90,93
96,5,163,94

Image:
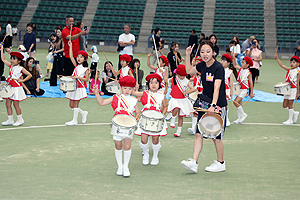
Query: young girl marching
147,53,169,94
232,54,254,124
220,54,233,126
167,64,196,137
93,76,139,177
65,42,89,126
111,54,134,78
88,71,104,95
1,46,32,126
274,54,300,124
132,73,168,165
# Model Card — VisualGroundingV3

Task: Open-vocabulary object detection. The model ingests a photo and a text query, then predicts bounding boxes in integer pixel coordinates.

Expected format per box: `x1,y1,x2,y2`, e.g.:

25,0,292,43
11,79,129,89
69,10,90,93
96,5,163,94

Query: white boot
13,114,24,126
115,149,123,175
170,116,176,128
123,149,131,177
283,109,294,125
78,108,88,124
139,141,149,165
151,142,161,165
226,109,230,127
65,108,78,126
187,116,197,135
174,127,182,137
2,115,14,126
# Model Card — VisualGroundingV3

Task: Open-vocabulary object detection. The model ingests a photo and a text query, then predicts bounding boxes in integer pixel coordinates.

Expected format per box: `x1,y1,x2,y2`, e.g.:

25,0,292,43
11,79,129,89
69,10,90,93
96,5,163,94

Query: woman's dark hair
146,78,162,90
221,55,234,69
76,21,82,28
208,34,218,45
130,58,140,71
170,41,179,52
233,36,240,45
230,40,236,45
55,27,62,43
291,58,299,63
24,57,36,80
154,28,160,34
90,71,99,79
199,40,216,60
76,54,88,68
104,61,113,74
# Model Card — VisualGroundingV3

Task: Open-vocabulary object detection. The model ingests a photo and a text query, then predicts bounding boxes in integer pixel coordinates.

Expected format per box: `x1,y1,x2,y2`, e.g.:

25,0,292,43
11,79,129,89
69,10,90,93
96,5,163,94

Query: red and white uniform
193,75,203,93
225,68,233,96
167,76,194,116
120,66,133,78
4,64,26,101
237,68,251,98
135,91,167,136
65,64,88,100
284,68,299,100
155,67,167,92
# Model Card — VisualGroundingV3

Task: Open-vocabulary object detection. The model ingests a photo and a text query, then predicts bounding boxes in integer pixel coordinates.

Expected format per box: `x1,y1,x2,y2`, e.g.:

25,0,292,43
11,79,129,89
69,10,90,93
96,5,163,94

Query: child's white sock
123,149,131,170
72,108,79,123
115,149,123,170
288,109,294,122
191,116,197,131
17,114,23,121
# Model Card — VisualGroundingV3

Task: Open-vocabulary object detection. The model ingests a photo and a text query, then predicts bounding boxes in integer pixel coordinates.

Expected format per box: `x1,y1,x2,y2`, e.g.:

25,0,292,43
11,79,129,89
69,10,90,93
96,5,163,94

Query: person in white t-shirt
12,25,18,40
118,24,135,70
229,36,241,57
6,20,13,47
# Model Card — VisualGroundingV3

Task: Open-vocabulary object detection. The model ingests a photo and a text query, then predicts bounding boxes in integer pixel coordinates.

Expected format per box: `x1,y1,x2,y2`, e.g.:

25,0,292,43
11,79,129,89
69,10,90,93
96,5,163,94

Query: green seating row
157,1,204,7
91,22,140,30
0,17,19,24
0,0,28,4
276,22,297,29
39,1,87,7
33,13,83,20
277,36,298,42
36,6,85,14
97,4,145,10
276,16,300,22
156,6,203,13
216,0,264,3
277,29,297,35
276,11,300,16
214,27,264,34
214,15,264,22
214,20,264,28
1,10,22,17
99,0,146,5
216,3,264,9
95,10,143,17
215,9,264,15
0,4,25,10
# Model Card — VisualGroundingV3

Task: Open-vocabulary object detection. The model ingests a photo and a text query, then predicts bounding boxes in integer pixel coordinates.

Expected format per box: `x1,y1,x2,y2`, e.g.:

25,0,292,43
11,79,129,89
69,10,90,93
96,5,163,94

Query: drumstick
150,48,165,56
193,107,221,114
195,43,201,56
94,61,99,88
294,98,297,110
109,77,118,82
103,52,109,62
69,25,72,39
242,97,252,107
230,98,234,109
135,67,138,88
0,34,7,45
175,52,178,67
152,34,161,69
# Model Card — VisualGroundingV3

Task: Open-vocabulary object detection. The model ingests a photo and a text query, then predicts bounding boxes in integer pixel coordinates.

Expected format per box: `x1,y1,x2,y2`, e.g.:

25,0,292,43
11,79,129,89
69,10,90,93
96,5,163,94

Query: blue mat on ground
31,81,300,103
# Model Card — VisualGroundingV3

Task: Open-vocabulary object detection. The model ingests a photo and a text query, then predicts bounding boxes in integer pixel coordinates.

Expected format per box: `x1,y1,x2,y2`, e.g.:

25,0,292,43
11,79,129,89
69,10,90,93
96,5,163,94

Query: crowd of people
0,15,300,177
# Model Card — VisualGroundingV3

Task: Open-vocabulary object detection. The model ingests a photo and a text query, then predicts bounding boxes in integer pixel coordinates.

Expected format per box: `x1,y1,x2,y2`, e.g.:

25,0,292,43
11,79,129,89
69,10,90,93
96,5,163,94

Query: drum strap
286,69,298,87
175,76,187,97
238,69,250,88
155,67,166,88
145,91,160,110
7,65,21,87
117,95,133,116
74,65,87,88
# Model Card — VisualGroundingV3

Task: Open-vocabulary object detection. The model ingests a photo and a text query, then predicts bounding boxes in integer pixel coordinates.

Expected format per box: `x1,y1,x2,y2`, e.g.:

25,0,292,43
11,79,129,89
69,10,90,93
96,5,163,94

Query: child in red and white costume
167,64,196,137
147,53,169,94
132,73,168,165
232,55,254,124
111,54,134,78
221,54,233,126
93,76,139,177
65,41,89,126
1,48,32,126
274,54,300,125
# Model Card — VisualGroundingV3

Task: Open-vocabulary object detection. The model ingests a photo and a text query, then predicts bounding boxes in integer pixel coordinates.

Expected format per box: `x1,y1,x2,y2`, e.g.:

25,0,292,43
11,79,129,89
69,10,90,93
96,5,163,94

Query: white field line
0,122,299,131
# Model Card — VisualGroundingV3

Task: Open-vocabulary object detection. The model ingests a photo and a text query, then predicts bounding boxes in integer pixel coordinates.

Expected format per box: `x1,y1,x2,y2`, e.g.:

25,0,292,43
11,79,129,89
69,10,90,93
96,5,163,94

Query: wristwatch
211,103,217,108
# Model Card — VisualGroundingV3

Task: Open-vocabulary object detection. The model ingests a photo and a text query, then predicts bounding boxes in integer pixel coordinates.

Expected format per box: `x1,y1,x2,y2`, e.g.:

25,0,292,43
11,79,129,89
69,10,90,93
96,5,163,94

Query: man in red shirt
61,15,86,76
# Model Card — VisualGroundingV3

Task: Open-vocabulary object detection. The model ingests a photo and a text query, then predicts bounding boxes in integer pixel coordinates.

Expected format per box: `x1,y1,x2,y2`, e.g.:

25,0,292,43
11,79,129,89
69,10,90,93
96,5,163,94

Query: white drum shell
106,81,120,94
0,83,14,98
139,110,164,132
60,77,77,92
233,82,240,96
110,114,137,138
188,92,200,104
198,113,223,139
274,82,291,95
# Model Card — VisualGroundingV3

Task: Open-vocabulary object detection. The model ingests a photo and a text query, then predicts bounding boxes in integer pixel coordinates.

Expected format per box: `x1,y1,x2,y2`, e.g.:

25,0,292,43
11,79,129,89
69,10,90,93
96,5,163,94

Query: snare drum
274,82,291,95
110,114,137,138
198,113,224,139
106,81,120,94
0,82,14,98
59,77,77,92
139,110,164,132
233,82,240,96
188,92,200,105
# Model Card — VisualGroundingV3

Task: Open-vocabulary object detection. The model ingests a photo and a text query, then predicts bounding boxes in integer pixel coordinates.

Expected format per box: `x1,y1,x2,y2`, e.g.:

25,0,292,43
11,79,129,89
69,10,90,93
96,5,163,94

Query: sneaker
205,160,226,172
181,158,198,173
0,97,3,102
233,119,241,124
116,167,123,176
226,119,230,127
13,119,24,126
142,152,149,165
170,117,175,128
123,168,130,177
165,113,172,121
2,119,14,126
187,128,195,135
65,120,78,126
283,120,293,125
239,113,248,123
150,157,159,165
174,132,181,137
293,111,299,123
82,111,88,124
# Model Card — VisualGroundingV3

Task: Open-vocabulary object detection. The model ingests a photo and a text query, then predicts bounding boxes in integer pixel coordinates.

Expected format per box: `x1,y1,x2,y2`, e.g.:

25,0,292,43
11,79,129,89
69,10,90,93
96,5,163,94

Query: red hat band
222,54,233,62
243,56,253,67
176,64,188,76
119,76,136,87
77,50,88,58
10,52,24,60
146,73,162,83
159,55,169,66
120,54,131,63
291,56,300,63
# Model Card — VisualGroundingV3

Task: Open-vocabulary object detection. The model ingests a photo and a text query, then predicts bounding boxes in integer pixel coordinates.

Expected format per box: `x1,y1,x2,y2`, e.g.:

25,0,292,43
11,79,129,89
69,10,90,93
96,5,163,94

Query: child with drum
220,54,233,126
111,54,134,78
64,42,89,126
0,47,32,126
93,76,139,177
101,61,117,95
232,54,255,124
167,64,196,137
88,71,103,95
132,73,168,165
274,54,300,125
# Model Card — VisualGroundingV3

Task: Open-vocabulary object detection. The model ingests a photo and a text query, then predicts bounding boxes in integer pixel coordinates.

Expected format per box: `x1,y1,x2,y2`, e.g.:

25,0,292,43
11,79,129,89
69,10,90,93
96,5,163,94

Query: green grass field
0,49,299,199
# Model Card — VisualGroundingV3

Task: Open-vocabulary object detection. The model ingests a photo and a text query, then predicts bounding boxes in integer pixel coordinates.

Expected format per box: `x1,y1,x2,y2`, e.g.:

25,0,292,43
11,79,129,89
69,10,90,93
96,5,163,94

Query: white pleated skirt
3,86,26,101
65,88,87,101
167,97,195,117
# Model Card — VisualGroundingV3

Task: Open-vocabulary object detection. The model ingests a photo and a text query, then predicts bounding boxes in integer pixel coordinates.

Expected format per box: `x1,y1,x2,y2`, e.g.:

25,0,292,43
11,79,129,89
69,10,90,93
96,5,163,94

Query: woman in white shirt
229,36,241,57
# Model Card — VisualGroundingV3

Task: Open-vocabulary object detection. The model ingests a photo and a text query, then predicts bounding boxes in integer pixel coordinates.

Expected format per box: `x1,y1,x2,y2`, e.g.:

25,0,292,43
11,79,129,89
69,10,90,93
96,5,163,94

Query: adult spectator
209,34,219,57
6,20,12,47
118,24,135,70
50,27,64,86
151,27,163,66
22,57,45,96
200,33,205,40
241,36,255,52
245,38,262,85
229,36,241,57
0,24,11,81
61,15,86,76
76,21,88,51
167,41,183,77
148,29,155,47
12,25,18,40
295,39,300,56
23,23,43,76
188,29,198,56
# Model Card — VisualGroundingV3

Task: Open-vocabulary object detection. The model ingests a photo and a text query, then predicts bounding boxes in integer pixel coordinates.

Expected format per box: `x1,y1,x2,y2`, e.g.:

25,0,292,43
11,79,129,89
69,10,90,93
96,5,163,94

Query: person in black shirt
167,41,184,77
188,29,198,56
181,40,227,173
209,34,219,57
151,28,163,67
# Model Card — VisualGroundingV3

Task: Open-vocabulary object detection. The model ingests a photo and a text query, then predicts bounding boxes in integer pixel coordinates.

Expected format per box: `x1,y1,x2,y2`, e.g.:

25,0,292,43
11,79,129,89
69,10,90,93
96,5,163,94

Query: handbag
193,94,212,110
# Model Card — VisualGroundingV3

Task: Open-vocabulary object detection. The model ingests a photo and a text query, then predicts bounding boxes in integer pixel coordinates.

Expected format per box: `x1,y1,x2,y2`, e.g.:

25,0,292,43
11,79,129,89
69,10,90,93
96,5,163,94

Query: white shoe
116,167,123,176
233,119,241,124
65,120,78,126
2,119,14,126
165,113,172,121
150,157,159,165
283,120,293,125
0,97,3,102
82,111,88,124
142,152,149,165
239,113,248,123
205,160,226,172
123,168,130,177
174,132,181,137
13,119,24,126
226,119,230,127
293,111,299,123
181,158,198,173
187,128,195,135
170,117,175,128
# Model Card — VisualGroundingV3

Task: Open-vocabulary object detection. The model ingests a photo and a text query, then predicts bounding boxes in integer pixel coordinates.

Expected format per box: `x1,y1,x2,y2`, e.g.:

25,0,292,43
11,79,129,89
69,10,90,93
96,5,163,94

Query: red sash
7,65,22,87
286,69,298,88
73,66,87,88
237,68,251,89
